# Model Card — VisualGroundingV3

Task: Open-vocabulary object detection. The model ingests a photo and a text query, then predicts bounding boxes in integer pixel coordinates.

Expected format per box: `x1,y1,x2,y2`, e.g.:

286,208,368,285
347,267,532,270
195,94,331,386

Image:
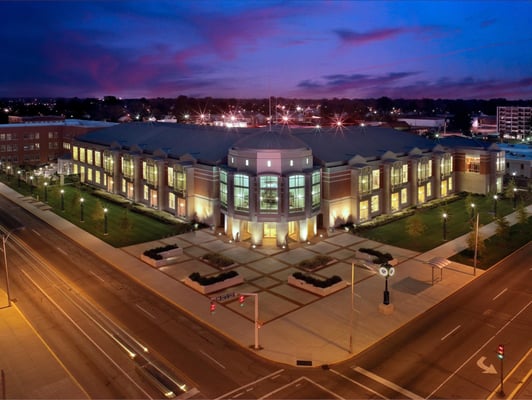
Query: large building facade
72,123,505,246
497,106,532,140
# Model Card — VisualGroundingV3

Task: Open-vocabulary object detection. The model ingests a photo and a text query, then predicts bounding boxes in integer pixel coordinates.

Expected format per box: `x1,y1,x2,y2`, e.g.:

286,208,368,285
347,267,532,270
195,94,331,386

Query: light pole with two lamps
379,262,395,314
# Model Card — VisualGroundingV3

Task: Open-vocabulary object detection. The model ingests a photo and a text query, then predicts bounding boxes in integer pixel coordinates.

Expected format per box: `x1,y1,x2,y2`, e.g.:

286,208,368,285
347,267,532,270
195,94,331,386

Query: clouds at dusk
1,1,531,100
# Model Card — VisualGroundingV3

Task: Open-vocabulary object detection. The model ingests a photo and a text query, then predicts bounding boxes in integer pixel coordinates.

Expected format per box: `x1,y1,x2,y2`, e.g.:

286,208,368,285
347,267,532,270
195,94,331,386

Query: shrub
189,270,238,286
292,272,342,288
297,255,333,270
358,248,393,264
202,252,235,268
143,244,178,260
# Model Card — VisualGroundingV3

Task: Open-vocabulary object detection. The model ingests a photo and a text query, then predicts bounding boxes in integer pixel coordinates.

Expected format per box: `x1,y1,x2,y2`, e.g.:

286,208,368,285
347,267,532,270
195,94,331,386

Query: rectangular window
260,175,278,212
73,146,79,161
167,167,174,187
174,168,186,193
79,147,86,163
145,162,158,186
418,158,432,182
169,192,176,210
122,156,135,179
402,164,408,183
391,163,403,186
95,170,101,184
401,187,407,204
121,178,127,193
220,170,227,206
103,152,114,174
372,169,380,189
359,200,369,221
87,168,93,182
496,152,505,172
426,182,432,197
391,192,399,212
312,170,321,208
234,174,249,211
87,149,93,165
442,154,454,175
94,151,101,167
371,195,379,212
358,167,371,194
143,185,149,200
289,175,305,212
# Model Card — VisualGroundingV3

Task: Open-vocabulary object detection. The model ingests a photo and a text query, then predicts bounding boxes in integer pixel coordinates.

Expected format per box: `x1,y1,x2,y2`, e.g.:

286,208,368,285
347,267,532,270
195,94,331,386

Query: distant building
471,114,498,137
499,143,532,179
0,118,116,169
397,116,447,135
497,106,532,140
71,123,505,246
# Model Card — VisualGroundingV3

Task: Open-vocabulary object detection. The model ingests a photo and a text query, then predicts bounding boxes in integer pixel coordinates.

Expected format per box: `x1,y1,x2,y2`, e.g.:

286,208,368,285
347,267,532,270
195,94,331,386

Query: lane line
31,228,41,236
427,299,532,399
135,304,156,319
56,246,68,256
353,366,424,400
260,376,344,400
330,369,386,399
492,288,508,301
215,369,284,400
441,325,461,341
89,270,105,282
199,350,226,369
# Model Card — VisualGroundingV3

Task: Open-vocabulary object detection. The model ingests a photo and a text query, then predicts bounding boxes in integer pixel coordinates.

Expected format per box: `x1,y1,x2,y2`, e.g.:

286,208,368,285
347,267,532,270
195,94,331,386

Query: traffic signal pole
497,344,505,396
239,292,260,350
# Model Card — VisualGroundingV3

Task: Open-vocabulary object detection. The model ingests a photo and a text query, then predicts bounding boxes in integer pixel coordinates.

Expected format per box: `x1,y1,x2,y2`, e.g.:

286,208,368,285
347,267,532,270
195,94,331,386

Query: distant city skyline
2,1,531,100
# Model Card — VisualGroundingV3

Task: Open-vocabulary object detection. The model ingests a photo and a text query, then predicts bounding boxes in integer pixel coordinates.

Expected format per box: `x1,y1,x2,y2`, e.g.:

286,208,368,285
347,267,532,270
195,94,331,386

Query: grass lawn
356,193,530,253
1,175,192,247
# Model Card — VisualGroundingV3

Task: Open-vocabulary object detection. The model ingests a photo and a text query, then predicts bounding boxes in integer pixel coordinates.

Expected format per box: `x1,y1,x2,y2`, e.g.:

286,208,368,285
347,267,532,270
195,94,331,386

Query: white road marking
135,304,156,319
56,246,68,255
354,366,424,400
330,369,386,399
31,228,41,236
215,369,284,400
492,288,508,301
199,350,226,369
260,376,344,400
89,270,105,282
441,325,461,341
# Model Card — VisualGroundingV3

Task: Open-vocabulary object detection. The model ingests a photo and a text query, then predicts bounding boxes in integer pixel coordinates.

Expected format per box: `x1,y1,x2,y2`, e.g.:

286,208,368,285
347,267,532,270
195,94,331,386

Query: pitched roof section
77,122,489,165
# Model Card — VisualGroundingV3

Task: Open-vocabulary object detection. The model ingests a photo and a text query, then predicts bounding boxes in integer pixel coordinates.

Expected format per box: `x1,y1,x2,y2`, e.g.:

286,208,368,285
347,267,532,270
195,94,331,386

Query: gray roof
77,122,489,165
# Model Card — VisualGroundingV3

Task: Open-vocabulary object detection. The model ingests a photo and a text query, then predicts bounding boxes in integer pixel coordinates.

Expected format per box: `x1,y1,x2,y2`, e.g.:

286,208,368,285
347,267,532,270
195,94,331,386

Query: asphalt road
1,192,530,399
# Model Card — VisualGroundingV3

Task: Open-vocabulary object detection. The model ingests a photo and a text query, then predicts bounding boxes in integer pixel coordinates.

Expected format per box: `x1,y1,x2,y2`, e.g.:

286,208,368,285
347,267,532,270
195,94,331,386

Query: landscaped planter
288,275,347,297
184,273,244,294
141,246,183,268
355,250,397,269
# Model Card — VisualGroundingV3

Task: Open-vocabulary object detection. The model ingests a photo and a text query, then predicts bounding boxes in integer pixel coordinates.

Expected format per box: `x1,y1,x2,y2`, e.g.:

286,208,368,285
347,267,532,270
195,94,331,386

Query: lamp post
470,203,475,218
6,166,11,181
43,182,48,202
17,170,21,188
349,262,355,353
80,197,84,222
379,263,395,305
29,175,34,195
442,213,448,241
513,188,517,209
104,208,108,235
60,189,65,211
493,194,498,216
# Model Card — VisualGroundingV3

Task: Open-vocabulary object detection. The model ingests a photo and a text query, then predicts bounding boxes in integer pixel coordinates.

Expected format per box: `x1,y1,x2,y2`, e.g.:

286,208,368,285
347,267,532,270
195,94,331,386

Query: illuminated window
289,175,305,212
73,146,79,161
87,149,93,165
267,160,271,167
143,185,149,200
87,168,93,182
371,195,379,212
418,186,426,204
426,182,432,197
417,158,432,182
220,170,227,206
442,154,454,175
122,156,135,179
391,192,399,212
260,175,278,212
169,192,176,210
359,200,369,221
391,162,404,186
94,151,101,167
144,161,158,186
312,170,321,208
95,170,101,184
79,148,86,163
234,174,249,211
290,160,294,167
245,159,249,166
372,169,380,189
103,152,114,174
401,188,407,204
358,167,371,194
172,166,186,194
496,152,505,172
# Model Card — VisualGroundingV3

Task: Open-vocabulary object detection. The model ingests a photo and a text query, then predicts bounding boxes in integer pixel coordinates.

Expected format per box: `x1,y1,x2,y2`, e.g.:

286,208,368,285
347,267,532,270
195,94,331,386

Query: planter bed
141,246,183,268
184,273,244,294
287,275,347,297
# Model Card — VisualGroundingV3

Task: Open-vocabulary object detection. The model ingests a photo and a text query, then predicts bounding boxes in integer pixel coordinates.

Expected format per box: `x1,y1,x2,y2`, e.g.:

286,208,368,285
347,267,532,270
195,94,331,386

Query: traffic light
497,344,504,360
210,301,216,314
239,295,245,307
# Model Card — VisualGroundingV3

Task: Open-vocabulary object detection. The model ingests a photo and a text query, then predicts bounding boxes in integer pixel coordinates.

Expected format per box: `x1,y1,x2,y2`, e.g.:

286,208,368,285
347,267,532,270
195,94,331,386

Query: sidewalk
1,182,530,388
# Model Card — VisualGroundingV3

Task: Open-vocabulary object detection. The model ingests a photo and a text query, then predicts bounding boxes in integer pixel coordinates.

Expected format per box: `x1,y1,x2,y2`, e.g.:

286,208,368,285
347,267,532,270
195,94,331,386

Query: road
1,192,530,399
0,195,281,399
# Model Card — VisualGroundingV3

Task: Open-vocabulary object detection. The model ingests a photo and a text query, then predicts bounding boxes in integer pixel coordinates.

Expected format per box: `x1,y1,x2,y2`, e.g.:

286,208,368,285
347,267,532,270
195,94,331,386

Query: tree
504,179,516,200
92,200,105,227
406,213,426,238
119,208,134,238
495,217,511,242
516,203,529,225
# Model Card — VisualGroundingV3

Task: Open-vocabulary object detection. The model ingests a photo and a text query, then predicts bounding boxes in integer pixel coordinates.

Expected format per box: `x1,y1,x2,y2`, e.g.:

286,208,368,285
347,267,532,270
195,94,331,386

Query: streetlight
493,194,498,216
379,263,395,305
60,189,65,211
513,188,517,209
17,170,21,188
470,203,475,218
29,175,34,195
349,262,356,353
442,213,448,241
1,227,24,307
6,166,11,181
80,197,84,222
104,208,108,235
43,182,48,202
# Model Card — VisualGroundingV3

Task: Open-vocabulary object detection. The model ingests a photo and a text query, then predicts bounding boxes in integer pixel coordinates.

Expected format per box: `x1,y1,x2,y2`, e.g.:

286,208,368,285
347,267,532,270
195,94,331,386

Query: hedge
292,272,342,288
189,270,238,286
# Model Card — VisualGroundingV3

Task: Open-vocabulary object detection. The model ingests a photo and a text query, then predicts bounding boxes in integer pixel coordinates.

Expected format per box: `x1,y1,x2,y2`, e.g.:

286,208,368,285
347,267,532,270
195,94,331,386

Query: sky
1,0,531,100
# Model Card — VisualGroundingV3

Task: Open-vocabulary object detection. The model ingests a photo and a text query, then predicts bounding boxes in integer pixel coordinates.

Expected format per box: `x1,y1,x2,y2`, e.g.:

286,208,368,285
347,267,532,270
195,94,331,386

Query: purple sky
2,1,531,100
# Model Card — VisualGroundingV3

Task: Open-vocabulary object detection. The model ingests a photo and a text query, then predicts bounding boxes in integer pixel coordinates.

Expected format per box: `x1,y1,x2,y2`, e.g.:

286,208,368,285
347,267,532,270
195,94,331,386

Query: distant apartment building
471,114,498,137
497,106,532,140
0,118,116,171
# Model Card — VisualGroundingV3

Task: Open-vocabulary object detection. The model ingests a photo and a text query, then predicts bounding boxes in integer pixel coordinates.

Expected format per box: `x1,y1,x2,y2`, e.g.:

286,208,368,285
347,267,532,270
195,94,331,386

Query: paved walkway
1,183,530,397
